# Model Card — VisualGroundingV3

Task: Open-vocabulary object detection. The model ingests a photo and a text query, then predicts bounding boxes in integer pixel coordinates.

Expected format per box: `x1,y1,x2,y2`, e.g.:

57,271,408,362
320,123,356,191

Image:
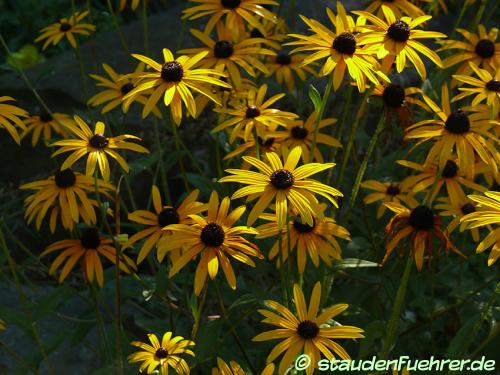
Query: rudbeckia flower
0,96,29,144
461,191,500,266
20,168,115,233
354,5,445,80
452,62,500,116
212,84,298,143
128,331,195,375
158,191,264,295
253,282,365,375
383,202,465,270
125,186,206,264
439,25,500,74
124,48,231,124
88,63,162,117
219,146,342,229
224,133,284,166
34,11,95,50
178,25,276,89
182,0,279,39
50,115,149,181
265,50,317,91
405,85,500,178
286,3,386,92
435,196,480,242
21,111,73,146
361,179,418,218
41,227,136,287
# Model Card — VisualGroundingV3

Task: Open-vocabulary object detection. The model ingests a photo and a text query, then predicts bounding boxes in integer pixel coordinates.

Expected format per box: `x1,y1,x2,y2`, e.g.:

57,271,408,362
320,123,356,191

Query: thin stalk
153,117,172,203
106,0,130,55
471,0,487,31
169,118,190,192
341,112,386,225
252,125,261,160
0,340,40,374
191,284,208,340
309,76,333,163
114,177,124,375
278,228,289,307
142,0,150,53
286,214,293,286
381,255,413,359
90,283,111,362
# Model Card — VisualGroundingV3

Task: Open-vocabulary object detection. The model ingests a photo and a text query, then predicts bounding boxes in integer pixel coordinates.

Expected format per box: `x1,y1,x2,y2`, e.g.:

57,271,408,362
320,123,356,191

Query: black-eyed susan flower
256,205,350,274
287,3,386,92
21,111,73,146
397,159,487,205
178,25,276,89
461,191,500,266
224,134,284,167
383,202,465,270
253,282,364,375
453,62,500,116
0,96,29,144
405,85,500,178
265,50,317,91
182,0,278,39
158,191,264,295
124,48,231,124
88,63,162,117
212,84,298,143
364,0,425,18
219,146,342,229
125,186,206,264
35,11,95,50
20,168,115,233
361,179,418,218
435,196,480,242
268,112,341,163
41,227,136,287
128,331,195,375
354,5,445,80
119,0,141,11
439,25,500,74
50,115,149,181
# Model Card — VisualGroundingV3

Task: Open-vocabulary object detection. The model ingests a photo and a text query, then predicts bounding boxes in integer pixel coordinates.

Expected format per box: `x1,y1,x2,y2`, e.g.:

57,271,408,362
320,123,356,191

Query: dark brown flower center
291,126,308,139
387,20,411,42
382,84,405,108
80,227,101,249
332,32,357,55
258,137,275,147
461,203,476,215
270,169,294,189
59,22,71,32
89,134,109,149
441,160,458,178
221,0,241,9
54,168,76,188
445,110,470,134
158,208,180,228
201,222,225,247
39,112,53,122
409,205,435,231
276,52,292,65
250,28,264,38
486,79,500,92
475,39,495,58
155,347,169,359
214,40,234,58
120,82,134,95
297,320,319,339
386,185,400,196
293,218,315,233
246,105,261,118
161,61,184,82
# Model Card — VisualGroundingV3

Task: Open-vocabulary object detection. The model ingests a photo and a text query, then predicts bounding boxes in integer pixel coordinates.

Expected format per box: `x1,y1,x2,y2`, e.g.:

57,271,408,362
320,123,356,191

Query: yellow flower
88,63,162,117
35,10,95,50
453,62,500,116
182,0,279,40
50,115,149,181
158,191,264,295
0,96,29,144
461,191,500,266
364,0,425,18
286,3,387,92
253,282,364,375
41,227,136,287
211,358,275,375
361,179,418,218
219,146,342,229
435,196,480,242
125,186,206,264
265,50,317,91
20,168,115,233
224,133,284,166
124,48,231,124
21,112,73,146
354,5,445,80
128,332,195,375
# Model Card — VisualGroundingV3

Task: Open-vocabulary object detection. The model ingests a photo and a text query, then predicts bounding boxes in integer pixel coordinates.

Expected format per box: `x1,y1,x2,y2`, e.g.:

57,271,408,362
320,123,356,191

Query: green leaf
308,84,322,112
447,316,480,358
335,258,381,269
33,284,73,321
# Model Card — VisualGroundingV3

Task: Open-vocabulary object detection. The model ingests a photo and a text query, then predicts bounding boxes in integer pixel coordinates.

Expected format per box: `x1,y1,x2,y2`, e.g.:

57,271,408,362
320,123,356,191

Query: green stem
114,178,124,375
90,283,110,363
381,256,413,359
169,118,190,192
106,0,130,55
153,117,171,204
252,125,261,160
142,0,150,53
191,284,208,340
0,340,40,374
309,76,333,163
278,228,289,307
